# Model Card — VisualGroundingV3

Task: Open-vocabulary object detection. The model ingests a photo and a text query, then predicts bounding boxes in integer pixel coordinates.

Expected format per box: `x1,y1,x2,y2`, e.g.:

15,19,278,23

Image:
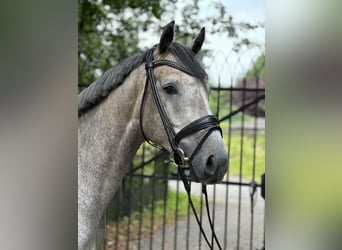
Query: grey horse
78,21,228,250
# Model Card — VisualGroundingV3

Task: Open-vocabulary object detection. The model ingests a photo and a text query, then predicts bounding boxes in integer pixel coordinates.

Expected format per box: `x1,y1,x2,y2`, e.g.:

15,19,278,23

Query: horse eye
163,85,177,95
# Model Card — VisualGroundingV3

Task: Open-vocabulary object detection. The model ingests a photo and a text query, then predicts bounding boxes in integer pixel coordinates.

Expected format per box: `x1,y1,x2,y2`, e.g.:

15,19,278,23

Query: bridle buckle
174,147,189,167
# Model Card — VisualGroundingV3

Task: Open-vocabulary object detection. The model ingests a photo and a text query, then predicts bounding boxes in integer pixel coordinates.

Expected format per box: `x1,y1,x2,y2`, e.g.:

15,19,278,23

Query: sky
138,0,265,86
204,0,265,86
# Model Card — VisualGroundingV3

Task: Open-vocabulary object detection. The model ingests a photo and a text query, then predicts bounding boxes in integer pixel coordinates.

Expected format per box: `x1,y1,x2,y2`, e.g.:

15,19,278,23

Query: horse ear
190,27,205,54
158,20,175,53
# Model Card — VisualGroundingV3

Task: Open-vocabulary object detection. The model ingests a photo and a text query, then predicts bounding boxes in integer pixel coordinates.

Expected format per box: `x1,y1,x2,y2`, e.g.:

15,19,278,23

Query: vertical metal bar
125,163,134,250
263,199,266,250
249,76,260,250
237,78,247,249
173,178,180,250
249,189,255,250
186,183,191,250
137,144,146,250
149,154,157,250
216,76,221,117
161,154,169,250
211,184,217,248
213,76,220,249
224,77,234,250
104,209,107,250
198,187,204,250
114,182,122,250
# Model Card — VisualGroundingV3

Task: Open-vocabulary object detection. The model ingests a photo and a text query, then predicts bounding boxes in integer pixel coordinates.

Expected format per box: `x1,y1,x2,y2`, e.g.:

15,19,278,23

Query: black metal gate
105,75,265,250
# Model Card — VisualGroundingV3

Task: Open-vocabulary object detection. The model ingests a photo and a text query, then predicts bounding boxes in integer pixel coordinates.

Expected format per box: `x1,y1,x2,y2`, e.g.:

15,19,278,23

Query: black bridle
141,46,222,166
140,46,223,249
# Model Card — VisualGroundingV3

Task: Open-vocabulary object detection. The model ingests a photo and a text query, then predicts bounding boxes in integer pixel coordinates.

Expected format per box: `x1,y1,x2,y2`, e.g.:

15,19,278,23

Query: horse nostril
206,155,216,175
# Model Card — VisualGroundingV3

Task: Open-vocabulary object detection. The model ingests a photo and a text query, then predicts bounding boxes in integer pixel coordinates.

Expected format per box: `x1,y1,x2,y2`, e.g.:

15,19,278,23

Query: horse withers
78,21,228,250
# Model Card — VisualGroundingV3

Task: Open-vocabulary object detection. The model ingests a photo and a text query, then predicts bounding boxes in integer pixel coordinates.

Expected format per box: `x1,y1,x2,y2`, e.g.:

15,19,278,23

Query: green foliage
78,0,162,89
227,133,265,182
78,0,263,91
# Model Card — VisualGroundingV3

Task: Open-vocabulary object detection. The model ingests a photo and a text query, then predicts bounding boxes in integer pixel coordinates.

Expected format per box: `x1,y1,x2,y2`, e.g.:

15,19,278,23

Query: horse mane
78,52,146,116
78,42,207,117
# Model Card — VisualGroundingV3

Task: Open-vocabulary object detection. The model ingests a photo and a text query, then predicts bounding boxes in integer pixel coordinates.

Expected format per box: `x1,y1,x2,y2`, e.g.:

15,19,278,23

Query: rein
140,46,223,249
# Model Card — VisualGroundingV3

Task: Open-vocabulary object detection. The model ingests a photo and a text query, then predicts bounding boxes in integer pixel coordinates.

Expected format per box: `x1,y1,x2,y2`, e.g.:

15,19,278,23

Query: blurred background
78,0,264,90
1,0,341,249
78,1,265,249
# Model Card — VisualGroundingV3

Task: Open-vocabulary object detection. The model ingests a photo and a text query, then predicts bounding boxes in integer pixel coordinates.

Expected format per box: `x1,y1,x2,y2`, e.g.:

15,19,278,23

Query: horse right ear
158,21,175,54
190,27,205,54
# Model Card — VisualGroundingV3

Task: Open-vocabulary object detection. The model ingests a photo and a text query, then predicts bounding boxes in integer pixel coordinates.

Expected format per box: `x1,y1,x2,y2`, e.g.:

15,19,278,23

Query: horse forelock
168,42,208,82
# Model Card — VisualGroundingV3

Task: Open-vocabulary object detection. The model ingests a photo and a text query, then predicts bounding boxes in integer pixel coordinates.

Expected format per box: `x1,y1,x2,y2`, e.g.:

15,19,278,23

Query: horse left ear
158,21,175,54
190,27,205,54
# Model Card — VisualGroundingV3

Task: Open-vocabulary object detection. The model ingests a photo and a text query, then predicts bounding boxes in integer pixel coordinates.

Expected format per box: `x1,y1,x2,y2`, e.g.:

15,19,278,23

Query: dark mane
78,52,146,116
78,42,207,117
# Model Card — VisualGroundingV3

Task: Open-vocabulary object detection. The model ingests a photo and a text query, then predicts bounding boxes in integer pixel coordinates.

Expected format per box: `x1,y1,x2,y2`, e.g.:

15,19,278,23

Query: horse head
141,21,228,184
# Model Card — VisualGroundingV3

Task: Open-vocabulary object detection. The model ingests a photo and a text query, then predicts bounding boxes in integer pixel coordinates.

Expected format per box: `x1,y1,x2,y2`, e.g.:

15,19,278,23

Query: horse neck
103,66,146,164
79,64,146,181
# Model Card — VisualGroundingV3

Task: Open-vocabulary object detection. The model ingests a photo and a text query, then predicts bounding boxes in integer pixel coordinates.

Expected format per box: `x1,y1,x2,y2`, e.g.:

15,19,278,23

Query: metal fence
105,52,265,250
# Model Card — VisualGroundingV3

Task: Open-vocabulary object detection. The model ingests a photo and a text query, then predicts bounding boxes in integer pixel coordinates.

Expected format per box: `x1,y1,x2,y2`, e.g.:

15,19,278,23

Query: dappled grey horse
78,21,228,250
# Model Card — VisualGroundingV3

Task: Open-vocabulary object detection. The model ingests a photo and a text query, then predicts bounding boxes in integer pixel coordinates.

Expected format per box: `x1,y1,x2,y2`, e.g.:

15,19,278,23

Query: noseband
140,46,222,168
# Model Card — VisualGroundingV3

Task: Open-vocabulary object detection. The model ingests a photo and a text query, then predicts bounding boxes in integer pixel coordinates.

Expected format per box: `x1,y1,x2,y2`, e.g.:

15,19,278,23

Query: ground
112,174,265,250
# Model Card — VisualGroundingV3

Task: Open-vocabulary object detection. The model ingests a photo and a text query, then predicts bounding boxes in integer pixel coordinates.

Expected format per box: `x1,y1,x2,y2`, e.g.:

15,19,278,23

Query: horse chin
190,166,226,185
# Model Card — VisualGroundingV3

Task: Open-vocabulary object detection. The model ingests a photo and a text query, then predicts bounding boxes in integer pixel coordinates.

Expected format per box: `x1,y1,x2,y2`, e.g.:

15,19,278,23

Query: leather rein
139,46,223,249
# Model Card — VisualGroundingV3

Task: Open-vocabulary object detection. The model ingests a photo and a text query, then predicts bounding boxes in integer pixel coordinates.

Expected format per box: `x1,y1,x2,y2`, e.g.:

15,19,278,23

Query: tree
78,0,263,91
78,0,164,90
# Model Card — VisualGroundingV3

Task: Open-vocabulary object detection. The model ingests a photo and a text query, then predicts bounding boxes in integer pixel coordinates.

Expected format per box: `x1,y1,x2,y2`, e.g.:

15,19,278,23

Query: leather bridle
140,46,224,249
140,46,222,167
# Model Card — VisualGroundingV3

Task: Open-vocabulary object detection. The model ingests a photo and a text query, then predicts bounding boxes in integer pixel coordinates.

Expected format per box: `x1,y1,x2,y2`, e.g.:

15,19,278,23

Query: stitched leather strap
174,115,221,144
